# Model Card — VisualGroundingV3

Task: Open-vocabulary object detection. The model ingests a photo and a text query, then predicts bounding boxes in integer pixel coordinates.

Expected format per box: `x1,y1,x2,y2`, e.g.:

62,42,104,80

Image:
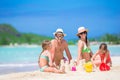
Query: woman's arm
87,40,93,58
90,50,93,58
77,40,83,65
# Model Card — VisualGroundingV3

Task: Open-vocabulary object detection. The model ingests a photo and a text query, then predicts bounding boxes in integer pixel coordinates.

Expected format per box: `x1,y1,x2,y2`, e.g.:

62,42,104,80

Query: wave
0,63,38,67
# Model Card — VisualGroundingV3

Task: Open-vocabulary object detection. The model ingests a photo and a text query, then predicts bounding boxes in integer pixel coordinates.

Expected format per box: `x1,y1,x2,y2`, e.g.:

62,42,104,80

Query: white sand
0,56,120,80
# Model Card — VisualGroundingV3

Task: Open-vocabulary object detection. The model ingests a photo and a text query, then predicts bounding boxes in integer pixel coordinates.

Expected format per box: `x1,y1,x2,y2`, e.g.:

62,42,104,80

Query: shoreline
0,56,120,76
0,56,120,75
0,44,120,47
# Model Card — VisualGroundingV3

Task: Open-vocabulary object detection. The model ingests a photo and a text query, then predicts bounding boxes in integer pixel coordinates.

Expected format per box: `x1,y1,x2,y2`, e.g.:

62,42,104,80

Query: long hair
99,43,107,50
86,35,88,46
78,32,88,46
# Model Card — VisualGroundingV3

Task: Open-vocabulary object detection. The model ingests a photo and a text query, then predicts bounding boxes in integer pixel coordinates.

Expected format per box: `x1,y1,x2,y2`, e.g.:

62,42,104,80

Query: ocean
0,45,120,74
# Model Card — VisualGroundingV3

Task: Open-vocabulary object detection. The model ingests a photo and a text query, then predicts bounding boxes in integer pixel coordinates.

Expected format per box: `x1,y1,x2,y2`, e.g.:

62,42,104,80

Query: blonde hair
38,40,51,63
41,40,51,51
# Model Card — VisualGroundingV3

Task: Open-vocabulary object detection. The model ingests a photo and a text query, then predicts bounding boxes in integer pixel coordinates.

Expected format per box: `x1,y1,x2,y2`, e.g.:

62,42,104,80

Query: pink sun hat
76,26,88,36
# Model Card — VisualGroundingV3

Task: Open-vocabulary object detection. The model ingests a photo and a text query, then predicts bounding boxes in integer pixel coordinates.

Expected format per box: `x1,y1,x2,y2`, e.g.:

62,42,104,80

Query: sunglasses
79,31,87,35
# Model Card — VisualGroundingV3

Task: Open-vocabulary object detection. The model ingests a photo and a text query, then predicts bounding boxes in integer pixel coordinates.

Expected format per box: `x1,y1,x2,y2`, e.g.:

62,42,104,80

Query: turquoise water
0,45,120,64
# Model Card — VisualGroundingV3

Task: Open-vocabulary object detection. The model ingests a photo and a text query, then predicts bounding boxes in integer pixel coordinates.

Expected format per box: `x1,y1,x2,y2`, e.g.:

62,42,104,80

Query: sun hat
76,27,88,36
53,28,66,36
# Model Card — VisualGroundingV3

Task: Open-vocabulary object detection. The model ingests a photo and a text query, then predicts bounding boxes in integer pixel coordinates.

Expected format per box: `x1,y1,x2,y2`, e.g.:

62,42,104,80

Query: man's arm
50,40,56,62
48,51,54,67
64,41,72,62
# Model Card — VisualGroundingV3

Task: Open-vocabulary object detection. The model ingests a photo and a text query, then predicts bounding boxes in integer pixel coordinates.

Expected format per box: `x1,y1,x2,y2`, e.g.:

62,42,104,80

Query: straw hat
53,28,66,36
76,27,88,36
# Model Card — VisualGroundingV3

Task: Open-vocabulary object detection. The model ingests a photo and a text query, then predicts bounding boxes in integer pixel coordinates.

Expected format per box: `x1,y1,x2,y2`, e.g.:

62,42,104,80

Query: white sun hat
53,28,66,36
76,26,88,36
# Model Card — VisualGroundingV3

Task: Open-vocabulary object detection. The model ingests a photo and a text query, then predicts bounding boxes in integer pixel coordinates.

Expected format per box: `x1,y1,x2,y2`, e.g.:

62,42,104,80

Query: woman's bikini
82,42,91,62
82,42,91,53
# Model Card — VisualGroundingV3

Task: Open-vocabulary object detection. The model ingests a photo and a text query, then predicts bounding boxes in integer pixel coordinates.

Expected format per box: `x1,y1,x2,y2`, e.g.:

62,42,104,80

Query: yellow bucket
84,62,93,72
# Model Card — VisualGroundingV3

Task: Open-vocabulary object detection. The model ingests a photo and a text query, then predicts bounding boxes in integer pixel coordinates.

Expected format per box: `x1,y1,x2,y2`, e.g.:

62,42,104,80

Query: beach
0,56,120,80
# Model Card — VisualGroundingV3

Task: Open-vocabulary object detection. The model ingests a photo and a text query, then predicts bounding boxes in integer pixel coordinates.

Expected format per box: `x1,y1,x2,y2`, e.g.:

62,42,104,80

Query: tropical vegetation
0,23,119,45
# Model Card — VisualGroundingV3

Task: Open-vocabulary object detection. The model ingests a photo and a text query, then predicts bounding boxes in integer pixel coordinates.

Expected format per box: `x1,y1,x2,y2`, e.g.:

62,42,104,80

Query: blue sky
0,0,120,40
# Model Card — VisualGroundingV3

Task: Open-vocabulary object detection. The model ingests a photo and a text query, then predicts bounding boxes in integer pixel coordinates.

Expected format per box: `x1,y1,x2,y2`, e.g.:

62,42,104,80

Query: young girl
76,27,93,65
38,40,64,73
92,43,112,67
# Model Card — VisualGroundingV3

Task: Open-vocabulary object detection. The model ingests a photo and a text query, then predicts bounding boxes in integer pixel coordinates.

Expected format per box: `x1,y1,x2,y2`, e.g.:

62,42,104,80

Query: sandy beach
0,56,120,80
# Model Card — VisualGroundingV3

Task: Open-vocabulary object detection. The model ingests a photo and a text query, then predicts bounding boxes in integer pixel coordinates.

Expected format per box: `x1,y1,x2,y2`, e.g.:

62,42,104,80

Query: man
50,28,72,66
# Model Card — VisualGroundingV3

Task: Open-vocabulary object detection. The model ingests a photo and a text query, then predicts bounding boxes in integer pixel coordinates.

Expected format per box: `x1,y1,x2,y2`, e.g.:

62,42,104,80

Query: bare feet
54,68,65,74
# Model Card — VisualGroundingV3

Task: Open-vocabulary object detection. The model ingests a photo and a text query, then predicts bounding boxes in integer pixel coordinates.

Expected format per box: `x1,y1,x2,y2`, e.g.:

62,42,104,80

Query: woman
92,43,112,67
38,40,64,73
76,27,93,65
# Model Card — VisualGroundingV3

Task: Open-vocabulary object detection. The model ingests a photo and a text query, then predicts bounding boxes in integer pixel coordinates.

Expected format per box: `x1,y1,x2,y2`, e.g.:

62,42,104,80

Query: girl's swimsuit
39,53,50,72
40,65,48,72
40,55,49,62
99,53,111,64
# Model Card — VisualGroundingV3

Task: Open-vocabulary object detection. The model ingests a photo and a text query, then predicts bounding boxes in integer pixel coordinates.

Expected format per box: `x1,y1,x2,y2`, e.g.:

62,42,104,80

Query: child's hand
91,58,94,62
49,62,54,67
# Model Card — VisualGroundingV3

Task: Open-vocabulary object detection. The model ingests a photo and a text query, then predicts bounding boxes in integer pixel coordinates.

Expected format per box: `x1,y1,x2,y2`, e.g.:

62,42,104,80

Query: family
38,27,112,73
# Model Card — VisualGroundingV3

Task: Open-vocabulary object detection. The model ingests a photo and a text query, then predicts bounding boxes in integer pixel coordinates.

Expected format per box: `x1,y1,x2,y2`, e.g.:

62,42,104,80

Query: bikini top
82,42,91,53
40,52,49,62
